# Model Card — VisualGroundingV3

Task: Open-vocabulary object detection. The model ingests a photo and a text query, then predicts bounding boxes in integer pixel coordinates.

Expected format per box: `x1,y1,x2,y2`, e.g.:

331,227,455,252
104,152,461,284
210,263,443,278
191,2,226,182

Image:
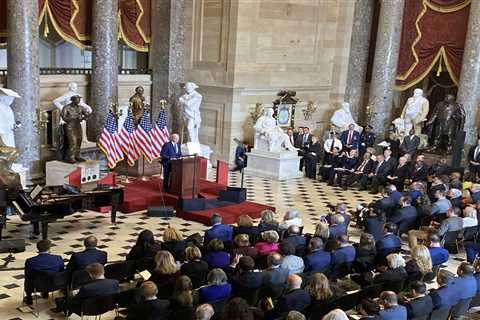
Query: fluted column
368,0,404,134
151,0,185,133
7,0,40,177
88,0,118,141
344,0,375,123
458,0,480,145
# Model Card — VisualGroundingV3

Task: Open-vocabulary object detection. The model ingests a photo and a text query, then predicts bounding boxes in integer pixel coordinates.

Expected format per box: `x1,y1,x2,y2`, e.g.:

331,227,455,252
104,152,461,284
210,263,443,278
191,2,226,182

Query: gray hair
196,303,214,320
322,309,348,320
207,268,227,285
386,253,406,269
285,210,300,220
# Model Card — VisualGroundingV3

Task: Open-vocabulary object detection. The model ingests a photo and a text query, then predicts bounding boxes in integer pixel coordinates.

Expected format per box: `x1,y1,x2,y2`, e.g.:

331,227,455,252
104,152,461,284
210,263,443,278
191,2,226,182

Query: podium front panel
170,157,201,198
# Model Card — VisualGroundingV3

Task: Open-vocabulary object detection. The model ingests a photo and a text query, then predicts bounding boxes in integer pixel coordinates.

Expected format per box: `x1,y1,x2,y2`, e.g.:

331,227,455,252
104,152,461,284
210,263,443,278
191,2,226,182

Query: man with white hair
196,303,214,320
160,133,182,191
179,82,202,143
269,274,311,318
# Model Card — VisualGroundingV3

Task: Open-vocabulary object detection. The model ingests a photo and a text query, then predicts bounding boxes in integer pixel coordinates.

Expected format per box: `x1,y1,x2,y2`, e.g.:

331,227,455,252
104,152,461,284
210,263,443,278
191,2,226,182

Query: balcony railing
0,68,151,76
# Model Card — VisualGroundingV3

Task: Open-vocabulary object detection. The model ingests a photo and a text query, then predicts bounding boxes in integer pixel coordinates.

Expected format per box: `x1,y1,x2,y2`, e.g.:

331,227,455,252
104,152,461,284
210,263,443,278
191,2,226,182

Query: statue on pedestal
392,88,429,137
129,86,146,126
254,108,296,152
330,102,362,132
0,88,21,148
179,82,202,143
61,96,91,163
426,94,465,153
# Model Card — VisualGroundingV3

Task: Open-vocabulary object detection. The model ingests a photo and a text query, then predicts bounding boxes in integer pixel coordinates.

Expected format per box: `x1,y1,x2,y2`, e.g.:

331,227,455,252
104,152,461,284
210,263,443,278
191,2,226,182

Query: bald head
84,236,98,248
287,274,302,289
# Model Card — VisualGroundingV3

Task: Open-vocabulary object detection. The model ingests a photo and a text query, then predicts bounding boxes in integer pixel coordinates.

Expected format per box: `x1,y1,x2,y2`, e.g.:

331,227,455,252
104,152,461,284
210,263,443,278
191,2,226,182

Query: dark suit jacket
332,245,356,265
405,295,433,319
373,161,391,178
303,249,331,273
230,270,264,294
126,242,162,261
262,267,289,288
25,253,65,280
364,216,385,242
160,141,182,165
204,223,233,243
389,205,417,225
453,275,478,300
374,267,407,284
384,157,398,175
67,247,107,272
400,135,420,154
340,130,360,149
161,240,186,262
126,298,170,320
468,145,480,163
75,278,119,299
411,163,429,182
430,283,461,309
354,159,376,174
283,234,306,249
376,234,402,254
180,260,209,288
273,288,311,315
377,304,407,320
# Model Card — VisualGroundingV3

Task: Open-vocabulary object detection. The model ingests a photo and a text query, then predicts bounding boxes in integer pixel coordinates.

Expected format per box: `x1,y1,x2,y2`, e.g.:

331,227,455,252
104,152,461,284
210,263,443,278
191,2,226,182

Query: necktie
347,131,352,145
330,139,335,152
303,134,307,144
375,162,382,174
174,143,178,154
358,160,367,172
476,147,480,161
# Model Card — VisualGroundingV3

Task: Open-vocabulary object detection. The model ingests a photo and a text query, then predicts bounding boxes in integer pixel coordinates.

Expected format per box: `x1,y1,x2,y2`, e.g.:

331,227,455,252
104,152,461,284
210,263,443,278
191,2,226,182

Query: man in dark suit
340,123,360,151
262,253,289,297
300,127,313,149
409,154,429,182
389,196,417,229
282,225,306,249
359,125,376,158
376,223,402,258
377,291,407,320
400,128,420,157
126,281,170,320
429,269,460,311
468,137,480,178
428,233,449,266
24,240,64,305
369,154,392,194
66,236,107,273
343,151,375,190
228,256,264,295
293,127,304,148
403,281,433,320
160,133,182,191
233,141,248,171
453,263,477,304
331,235,355,278
269,274,311,319
204,213,233,244
303,237,331,273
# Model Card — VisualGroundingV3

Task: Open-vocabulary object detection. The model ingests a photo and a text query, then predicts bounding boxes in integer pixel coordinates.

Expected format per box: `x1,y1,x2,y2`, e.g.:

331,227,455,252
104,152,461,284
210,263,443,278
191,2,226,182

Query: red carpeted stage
119,177,274,224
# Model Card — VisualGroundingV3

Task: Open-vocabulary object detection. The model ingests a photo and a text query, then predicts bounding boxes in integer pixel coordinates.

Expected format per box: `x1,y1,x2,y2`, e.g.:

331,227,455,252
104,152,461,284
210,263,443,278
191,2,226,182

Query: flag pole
140,107,152,181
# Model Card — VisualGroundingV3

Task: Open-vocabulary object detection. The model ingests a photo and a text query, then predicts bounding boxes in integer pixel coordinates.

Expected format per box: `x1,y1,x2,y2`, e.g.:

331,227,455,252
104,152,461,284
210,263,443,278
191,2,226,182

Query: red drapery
395,0,470,90
0,0,150,51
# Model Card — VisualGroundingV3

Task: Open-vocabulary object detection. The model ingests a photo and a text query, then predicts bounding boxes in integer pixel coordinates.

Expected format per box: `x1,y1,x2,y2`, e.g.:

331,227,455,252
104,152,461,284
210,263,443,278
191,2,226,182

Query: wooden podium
170,156,200,199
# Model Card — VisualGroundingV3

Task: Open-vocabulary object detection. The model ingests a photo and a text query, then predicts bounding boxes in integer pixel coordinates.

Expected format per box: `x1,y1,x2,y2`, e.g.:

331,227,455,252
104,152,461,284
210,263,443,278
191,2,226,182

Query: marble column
368,0,404,134
151,0,185,134
7,0,40,176
344,0,375,123
88,0,118,141
457,0,480,145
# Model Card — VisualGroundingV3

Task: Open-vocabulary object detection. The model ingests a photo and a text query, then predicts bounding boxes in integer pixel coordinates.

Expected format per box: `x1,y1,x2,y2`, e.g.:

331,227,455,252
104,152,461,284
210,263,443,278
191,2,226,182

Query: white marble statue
254,108,296,152
392,88,429,136
0,88,21,147
330,102,362,132
53,82,93,145
179,82,202,143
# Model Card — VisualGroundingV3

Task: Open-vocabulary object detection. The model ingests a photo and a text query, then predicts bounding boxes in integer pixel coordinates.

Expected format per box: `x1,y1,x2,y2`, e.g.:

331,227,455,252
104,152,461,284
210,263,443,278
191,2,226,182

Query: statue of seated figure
254,108,296,152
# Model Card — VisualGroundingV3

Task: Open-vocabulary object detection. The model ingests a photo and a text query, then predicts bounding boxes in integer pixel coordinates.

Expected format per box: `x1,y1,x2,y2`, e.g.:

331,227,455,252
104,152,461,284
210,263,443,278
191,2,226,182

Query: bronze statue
426,94,465,153
60,95,91,163
129,86,146,126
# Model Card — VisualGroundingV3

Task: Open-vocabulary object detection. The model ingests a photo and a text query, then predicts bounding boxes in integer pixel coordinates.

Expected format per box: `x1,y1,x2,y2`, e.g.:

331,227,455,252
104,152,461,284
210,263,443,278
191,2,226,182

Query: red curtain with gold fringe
395,0,470,91
0,0,150,51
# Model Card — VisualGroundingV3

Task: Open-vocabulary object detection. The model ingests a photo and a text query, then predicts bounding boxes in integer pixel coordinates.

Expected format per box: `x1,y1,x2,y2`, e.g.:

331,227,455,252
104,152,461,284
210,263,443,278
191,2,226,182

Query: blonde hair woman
181,246,209,289
148,250,181,299
406,245,433,275
305,273,333,301
255,230,280,255
162,226,187,261
258,209,279,233
314,222,330,241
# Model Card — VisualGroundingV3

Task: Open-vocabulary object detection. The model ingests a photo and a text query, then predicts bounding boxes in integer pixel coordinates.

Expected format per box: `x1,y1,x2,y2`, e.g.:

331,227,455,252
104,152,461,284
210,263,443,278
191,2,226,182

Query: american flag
98,111,123,169
118,110,140,166
134,112,154,163
150,109,170,159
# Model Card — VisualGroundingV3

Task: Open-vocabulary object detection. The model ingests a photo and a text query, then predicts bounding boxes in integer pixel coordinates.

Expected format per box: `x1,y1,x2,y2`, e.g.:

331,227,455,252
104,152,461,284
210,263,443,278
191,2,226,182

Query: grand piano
10,184,123,240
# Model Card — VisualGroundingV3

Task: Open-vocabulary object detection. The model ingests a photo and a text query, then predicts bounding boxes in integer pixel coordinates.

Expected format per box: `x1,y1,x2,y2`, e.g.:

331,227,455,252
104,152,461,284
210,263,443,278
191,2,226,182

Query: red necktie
347,131,352,145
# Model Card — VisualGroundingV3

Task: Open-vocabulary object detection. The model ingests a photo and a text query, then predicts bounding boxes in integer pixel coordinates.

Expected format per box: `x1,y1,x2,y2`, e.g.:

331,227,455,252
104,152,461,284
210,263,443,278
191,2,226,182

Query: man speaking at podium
160,133,182,191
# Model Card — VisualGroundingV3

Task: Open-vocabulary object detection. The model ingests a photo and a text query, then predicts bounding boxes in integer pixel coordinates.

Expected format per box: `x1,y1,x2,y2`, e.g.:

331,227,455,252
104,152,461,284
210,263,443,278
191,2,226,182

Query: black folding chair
104,260,136,282
31,271,69,317
441,230,461,254
70,269,92,291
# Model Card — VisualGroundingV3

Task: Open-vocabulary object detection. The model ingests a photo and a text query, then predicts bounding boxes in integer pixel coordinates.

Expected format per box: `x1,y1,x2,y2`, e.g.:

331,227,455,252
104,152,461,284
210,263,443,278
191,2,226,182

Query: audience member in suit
342,151,375,190
303,237,332,273
303,135,323,179
221,297,258,320
400,129,420,157
430,189,452,217
363,207,386,242
331,235,356,278
449,172,463,190
373,253,408,284
377,291,407,320
126,281,170,320
148,251,181,299
359,125,376,158
470,183,480,203
204,239,231,269
233,141,248,171
468,137,480,179
328,149,359,186
386,156,411,191
340,123,360,151
160,133,182,191
354,233,377,273
203,214,233,244
282,225,306,249
384,132,401,160
375,223,402,258
198,268,232,303
454,263,478,303
320,147,343,182
126,230,162,261
24,240,64,305
66,236,107,273
357,298,380,320
233,215,260,244
162,227,187,262
403,281,433,320
328,214,347,239
62,263,119,316
365,154,387,194
180,246,209,289
268,274,311,319
388,196,417,229
232,234,258,258
228,256,264,295
429,158,451,177
300,127,313,150
293,127,305,149
429,269,460,310
428,233,449,266
262,253,289,296
373,188,398,219
448,188,463,209
257,210,280,233
279,242,304,275
409,154,429,183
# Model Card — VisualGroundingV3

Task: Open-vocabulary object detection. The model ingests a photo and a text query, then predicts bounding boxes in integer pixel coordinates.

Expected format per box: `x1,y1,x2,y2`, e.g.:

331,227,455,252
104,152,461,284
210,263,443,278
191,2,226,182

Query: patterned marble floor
0,171,468,319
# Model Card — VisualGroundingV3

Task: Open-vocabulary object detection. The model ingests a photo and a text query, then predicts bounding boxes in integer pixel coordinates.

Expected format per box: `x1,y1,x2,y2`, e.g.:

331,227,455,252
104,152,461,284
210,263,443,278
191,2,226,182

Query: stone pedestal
45,160,101,188
244,149,302,181
182,142,213,168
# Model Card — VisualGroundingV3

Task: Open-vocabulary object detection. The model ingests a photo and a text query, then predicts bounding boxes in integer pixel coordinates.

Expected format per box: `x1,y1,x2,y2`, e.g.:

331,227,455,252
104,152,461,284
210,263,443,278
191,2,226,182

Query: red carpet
120,177,274,225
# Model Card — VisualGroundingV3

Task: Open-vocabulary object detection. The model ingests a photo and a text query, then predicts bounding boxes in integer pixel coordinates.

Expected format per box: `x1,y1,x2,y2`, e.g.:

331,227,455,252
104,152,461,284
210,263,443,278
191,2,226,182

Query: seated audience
448,188,462,209
306,273,345,316
320,147,342,182
369,154,394,194
204,214,233,244
170,275,197,319
228,256,264,294
428,233,449,266
331,235,356,278
126,230,162,261
181,246,209,289
429,269,459,310
409,154,429,183
282,225,306,249
453,262,477,305
286,310,306,320
386,156,411,191
220,297,255,320
303,237,331,273
388,195,417,230
24,240,64,305
269,274,311,319
354,233,376,272
328,214,346,239
262,253,289,296
405,245,433,277
341,151,375,190
232,234,258,258
162,226,186,262
462,205,478,228
357,298,380,320
255,230,280,255
233,215,259,243
362,207,385,242
279,210,303,230
257,210,279,233
204,239,231,269
430,189,452,217
322,309,349,320
374,253,407,284
198,268,232,303
375,222,401,258
148,251,181,299
66,236,107,272
403,281,433,320
377,291,407,320
328,149,358,186
279,241,305,275
125,281,170,320
196,304,214,320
